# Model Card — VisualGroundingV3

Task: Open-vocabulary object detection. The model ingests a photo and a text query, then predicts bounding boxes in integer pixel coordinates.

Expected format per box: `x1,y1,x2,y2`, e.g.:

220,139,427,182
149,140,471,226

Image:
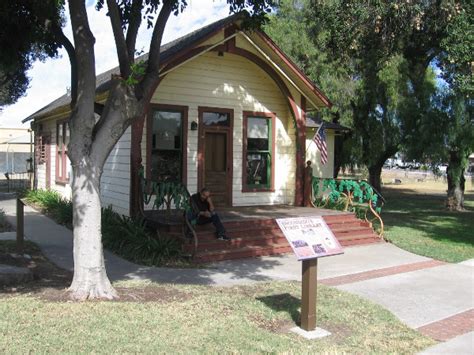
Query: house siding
305,128,335,178
35,119,131,216
148,51,297,206
100,127,131,216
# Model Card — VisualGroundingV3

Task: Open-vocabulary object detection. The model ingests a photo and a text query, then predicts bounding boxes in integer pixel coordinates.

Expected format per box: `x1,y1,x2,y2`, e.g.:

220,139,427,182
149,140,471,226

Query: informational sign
276,217,344,260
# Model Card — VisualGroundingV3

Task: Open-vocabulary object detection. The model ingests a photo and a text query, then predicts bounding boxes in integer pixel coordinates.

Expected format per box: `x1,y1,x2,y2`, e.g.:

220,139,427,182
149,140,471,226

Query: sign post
276,216,343,337
301,258,318,331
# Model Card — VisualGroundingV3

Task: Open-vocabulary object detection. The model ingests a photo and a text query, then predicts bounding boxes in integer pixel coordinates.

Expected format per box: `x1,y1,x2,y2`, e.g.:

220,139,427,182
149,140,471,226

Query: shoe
217,234,231,241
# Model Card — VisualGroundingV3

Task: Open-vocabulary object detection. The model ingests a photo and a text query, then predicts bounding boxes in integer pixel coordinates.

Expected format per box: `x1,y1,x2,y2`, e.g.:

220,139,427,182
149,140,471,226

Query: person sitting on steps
188,187,230,241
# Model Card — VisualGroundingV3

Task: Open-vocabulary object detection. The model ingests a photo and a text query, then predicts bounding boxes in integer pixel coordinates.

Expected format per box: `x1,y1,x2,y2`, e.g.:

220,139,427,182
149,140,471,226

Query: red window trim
146,104,188,184
242,111,276,193
55,120,69,184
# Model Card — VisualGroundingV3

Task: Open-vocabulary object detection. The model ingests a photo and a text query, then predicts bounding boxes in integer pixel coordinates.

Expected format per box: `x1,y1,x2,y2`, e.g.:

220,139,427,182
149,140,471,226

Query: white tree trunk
68,160,118,300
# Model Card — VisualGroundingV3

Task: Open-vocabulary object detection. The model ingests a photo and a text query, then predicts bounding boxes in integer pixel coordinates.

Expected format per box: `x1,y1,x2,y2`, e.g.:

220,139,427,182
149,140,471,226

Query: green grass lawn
382,185,474,262
0,280,435,353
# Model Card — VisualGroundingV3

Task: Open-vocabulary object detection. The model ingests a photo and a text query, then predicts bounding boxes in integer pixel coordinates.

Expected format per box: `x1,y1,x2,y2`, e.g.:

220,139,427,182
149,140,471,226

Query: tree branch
125,0,143,61
106,0,131,78
67,0,97,160
138,0,173,99
52,26,78,106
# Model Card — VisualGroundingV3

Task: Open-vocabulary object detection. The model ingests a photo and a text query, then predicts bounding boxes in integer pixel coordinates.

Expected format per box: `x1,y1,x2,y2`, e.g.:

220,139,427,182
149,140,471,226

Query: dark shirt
191,193,210,213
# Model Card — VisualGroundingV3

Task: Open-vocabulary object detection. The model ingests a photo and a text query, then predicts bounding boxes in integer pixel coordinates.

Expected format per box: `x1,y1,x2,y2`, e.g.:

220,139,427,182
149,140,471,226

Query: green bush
24,189,73,226
101,206,182,265
22,190,183,266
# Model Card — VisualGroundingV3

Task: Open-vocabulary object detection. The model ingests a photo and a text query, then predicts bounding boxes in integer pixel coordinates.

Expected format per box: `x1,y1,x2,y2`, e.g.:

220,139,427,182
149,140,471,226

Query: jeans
187,210,226,236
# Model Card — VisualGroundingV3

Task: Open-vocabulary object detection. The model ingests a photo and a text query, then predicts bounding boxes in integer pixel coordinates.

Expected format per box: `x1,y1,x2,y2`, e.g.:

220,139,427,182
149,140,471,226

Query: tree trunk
368,163,383,193
446,151,465,211
68,159,118,300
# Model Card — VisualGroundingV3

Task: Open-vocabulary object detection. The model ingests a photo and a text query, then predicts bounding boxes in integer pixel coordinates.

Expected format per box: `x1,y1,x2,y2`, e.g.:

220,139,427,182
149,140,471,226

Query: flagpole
305,123,323,154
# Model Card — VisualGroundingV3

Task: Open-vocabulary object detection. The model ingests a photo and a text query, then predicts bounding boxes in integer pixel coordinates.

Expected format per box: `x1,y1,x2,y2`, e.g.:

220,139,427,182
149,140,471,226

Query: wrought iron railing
139,166,198,255
310,176,385,237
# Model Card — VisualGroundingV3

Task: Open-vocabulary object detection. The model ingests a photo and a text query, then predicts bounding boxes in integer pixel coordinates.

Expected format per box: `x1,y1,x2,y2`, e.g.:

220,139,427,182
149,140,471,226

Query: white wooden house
23,14,344,217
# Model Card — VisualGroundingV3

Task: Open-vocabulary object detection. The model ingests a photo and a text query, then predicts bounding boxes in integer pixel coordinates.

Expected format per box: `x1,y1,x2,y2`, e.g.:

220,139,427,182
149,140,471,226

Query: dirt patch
1,241,192,303
0,242,72,297
248,314,295,334
34,285,191,303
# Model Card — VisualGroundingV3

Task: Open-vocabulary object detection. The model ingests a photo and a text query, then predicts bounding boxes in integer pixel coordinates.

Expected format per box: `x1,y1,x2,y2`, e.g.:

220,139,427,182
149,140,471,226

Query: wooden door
204,132,229,206
198,107,233,207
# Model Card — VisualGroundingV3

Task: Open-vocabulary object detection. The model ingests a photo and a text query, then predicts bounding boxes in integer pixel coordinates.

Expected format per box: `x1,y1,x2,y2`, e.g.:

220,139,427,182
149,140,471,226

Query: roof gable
24,12,330,123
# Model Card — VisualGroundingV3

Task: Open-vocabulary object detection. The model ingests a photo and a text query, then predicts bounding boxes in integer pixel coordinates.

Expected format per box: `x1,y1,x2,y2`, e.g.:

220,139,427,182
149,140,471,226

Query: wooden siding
35,118,131,216
148,51,298,206
100,127,131,216
35,119,72,197
305,128,335,178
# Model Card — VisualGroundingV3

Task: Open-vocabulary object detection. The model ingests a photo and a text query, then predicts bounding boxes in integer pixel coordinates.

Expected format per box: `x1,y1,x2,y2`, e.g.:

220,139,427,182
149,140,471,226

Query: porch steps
181,213,382,263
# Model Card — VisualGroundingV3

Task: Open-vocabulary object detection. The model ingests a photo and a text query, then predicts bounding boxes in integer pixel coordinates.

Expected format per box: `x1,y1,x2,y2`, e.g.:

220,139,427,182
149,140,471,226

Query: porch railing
304,161,385,237
139,166,198,256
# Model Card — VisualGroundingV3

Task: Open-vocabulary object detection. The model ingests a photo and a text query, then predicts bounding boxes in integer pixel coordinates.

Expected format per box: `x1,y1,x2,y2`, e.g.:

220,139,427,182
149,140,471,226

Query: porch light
190,121,198,131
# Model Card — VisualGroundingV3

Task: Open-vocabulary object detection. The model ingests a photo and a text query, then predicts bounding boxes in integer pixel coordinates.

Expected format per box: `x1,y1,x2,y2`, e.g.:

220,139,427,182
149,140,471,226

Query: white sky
0,0,230,128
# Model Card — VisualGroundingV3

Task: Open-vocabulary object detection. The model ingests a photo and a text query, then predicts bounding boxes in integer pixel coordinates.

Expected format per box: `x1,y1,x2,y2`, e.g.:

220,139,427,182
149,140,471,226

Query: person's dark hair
200,187,210,194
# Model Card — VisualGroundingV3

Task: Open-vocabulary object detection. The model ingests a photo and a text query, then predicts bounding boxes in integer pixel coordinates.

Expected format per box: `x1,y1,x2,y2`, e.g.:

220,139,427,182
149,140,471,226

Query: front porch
144,205,382,263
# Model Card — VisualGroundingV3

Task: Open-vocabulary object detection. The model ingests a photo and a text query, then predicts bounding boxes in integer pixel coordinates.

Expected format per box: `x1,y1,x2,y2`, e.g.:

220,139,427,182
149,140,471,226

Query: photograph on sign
276,217,344,260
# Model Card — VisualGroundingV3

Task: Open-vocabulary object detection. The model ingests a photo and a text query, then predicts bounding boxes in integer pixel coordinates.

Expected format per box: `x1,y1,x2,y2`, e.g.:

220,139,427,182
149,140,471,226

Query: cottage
23,14,342,216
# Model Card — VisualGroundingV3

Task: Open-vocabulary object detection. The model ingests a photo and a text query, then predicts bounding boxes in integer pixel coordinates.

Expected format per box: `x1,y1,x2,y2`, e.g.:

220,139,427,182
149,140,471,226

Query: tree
264,0,356,176
5,0,273,300
0,1,63,109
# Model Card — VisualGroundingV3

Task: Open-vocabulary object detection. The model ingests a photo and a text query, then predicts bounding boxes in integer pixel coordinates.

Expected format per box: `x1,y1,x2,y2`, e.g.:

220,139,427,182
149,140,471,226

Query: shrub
23,189,73,226
101,206,183,266
22,190,183,265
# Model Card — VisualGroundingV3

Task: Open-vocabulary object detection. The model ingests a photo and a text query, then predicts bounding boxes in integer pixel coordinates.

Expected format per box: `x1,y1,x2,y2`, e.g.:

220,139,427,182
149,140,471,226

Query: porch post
294,95,307,206
129,115,146,217
304,161,313,207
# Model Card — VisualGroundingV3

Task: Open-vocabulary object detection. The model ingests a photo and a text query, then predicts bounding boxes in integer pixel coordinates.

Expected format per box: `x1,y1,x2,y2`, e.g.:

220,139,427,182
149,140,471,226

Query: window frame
146,104,188,184
55,120,69,184
242,111,276,192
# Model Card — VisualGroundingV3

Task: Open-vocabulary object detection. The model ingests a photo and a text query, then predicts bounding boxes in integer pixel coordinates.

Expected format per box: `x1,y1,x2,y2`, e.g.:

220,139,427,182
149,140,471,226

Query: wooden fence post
16,198,24,254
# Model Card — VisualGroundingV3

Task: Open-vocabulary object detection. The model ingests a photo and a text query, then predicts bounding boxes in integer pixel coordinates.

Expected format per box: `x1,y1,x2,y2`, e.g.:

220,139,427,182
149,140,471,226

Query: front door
198,107,233,207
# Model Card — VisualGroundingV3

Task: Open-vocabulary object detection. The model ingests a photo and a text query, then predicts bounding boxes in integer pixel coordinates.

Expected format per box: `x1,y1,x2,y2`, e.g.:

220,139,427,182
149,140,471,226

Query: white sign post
276,216,344,335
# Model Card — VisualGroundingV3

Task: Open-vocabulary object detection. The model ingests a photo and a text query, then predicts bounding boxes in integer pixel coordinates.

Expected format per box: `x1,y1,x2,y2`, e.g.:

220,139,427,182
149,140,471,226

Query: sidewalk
1,197,473,353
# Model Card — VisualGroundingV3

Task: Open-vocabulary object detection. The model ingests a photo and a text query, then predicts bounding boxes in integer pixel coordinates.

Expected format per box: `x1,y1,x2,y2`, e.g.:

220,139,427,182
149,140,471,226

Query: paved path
1,196,473,353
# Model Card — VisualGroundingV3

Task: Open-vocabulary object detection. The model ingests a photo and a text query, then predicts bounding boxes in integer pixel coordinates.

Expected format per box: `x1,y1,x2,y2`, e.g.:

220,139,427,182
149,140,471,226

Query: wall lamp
190,121,198,131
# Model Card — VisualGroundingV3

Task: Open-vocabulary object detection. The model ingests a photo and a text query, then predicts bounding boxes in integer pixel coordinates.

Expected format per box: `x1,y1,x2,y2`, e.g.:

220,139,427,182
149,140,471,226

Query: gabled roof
23,12,330,123
306,115,350,132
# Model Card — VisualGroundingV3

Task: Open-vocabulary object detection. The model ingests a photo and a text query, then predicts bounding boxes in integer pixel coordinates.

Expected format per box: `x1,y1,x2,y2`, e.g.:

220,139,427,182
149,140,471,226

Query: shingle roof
23,12,244,123
306,115,350,131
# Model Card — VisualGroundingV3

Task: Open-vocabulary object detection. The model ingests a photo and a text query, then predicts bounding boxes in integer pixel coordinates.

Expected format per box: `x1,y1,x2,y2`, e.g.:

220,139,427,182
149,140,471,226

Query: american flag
313,125,328,165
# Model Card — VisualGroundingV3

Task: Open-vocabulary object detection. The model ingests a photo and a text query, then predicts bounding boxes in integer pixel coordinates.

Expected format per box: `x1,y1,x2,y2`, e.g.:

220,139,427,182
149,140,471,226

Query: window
56,121,69,183
243,112,275,191
202,111,230,127
150,108,185,182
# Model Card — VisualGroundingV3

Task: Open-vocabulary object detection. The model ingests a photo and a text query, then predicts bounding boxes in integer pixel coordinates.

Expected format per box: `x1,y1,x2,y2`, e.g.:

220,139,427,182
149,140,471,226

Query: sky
0,0,230,128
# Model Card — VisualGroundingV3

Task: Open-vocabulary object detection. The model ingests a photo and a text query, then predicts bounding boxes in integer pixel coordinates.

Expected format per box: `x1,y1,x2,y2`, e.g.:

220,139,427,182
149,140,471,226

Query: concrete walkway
1,196,473,353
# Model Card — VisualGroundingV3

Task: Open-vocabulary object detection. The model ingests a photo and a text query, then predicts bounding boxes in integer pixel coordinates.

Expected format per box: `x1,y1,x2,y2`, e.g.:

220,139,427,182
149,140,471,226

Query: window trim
55,120,69,184
146,104,188,184
242,111,276,193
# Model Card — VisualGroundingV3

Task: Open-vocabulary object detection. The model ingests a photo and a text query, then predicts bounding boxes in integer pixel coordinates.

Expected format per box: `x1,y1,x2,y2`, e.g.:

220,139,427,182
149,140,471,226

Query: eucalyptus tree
2,0,274,300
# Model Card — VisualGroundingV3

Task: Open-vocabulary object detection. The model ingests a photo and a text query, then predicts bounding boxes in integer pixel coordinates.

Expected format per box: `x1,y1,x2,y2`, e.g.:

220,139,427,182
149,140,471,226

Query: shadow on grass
257,293,301,325
381,187,474,246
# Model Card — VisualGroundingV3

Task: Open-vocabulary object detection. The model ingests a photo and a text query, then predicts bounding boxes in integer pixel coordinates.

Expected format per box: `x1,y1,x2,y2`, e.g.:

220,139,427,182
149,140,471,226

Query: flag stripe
313,125,328,165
